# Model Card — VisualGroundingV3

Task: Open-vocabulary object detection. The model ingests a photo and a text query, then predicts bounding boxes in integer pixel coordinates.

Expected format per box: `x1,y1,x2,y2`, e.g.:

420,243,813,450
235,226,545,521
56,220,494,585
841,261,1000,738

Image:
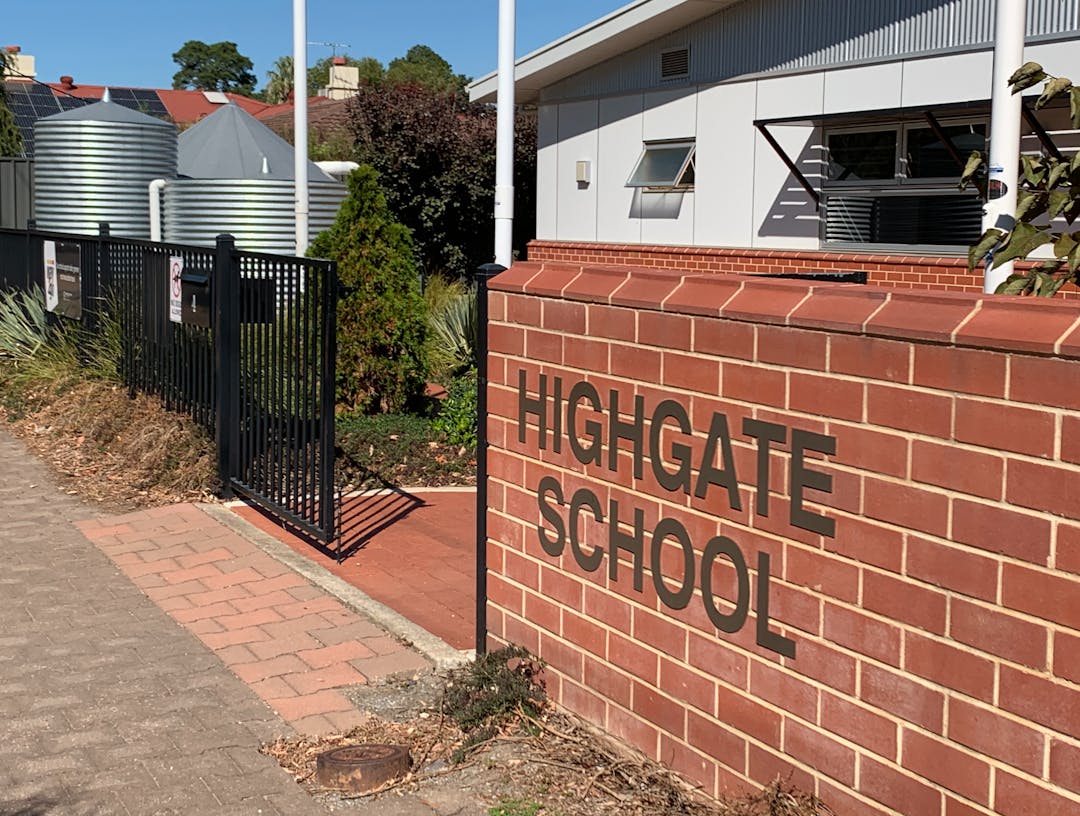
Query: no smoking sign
168,256,183,323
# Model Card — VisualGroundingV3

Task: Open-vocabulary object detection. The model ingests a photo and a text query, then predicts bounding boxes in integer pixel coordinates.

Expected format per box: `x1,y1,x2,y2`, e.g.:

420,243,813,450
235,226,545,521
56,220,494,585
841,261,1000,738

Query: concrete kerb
197,503,474,672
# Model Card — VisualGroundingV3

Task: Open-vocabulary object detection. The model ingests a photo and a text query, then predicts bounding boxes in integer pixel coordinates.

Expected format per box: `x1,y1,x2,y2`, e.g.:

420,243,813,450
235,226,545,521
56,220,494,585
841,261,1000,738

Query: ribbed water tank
33,98,177,238
164,104,346,253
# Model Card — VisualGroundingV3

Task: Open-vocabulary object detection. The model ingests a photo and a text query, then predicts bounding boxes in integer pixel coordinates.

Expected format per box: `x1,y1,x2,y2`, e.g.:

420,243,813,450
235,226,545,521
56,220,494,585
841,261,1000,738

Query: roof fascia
468,0,740,103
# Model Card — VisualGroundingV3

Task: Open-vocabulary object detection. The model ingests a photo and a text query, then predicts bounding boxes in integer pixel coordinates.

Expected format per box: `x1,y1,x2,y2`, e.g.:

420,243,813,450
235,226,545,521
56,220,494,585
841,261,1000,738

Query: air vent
660,47,690,80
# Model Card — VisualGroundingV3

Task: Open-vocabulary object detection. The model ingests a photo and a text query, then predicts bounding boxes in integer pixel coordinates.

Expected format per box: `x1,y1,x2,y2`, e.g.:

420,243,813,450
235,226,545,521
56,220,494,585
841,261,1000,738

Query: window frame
821,116,988,252
625,139,696,191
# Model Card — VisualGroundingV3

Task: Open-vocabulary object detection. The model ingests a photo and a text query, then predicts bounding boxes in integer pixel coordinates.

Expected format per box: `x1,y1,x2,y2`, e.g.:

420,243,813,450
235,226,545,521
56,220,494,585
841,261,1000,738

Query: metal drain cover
315,744,411,792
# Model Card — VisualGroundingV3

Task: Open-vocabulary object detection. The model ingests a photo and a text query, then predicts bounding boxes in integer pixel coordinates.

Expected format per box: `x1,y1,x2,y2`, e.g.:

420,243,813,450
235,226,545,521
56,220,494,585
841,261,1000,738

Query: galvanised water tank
164,104,346,254
33,97,177,238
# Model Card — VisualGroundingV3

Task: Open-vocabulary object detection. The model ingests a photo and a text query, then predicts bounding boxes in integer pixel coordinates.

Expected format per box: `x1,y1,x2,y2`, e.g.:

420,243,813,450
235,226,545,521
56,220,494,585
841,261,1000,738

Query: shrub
433,368,477,449
309,165,429,413
427,280,477,382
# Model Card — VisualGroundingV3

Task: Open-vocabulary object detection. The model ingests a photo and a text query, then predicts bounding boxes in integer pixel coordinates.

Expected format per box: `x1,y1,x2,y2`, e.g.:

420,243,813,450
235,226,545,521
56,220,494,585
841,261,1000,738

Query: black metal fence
0,224,340,550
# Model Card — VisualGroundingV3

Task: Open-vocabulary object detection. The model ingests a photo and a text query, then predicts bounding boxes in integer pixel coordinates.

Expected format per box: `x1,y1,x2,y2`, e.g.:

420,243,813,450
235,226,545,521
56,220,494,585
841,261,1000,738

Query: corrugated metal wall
0,158,33,230
541,0,1080,102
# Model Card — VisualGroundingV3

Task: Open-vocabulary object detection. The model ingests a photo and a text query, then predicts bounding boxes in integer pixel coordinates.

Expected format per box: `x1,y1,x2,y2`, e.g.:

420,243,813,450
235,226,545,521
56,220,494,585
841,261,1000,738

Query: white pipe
293,0,309,256
493,0,516,269
315,160,359,180
148,178,166,242
982,0,1027,293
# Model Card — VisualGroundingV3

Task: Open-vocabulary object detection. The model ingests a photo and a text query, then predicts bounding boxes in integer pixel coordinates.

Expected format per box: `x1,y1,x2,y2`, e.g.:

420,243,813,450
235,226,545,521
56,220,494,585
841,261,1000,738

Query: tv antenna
308,41,350,57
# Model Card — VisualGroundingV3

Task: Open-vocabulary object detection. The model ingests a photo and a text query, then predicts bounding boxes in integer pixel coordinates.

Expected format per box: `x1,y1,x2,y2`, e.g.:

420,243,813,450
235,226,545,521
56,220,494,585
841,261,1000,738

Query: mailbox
180,271,211,328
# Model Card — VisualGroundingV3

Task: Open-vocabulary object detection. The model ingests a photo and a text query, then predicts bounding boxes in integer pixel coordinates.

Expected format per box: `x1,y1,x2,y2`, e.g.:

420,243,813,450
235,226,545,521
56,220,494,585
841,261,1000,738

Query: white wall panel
824,62,902,114
694,81,757,247
555,100,600,242
901,51,993,107
751,123,821,249
535,105,559,240
1027,39,1080,80
755,72,825,121
596,94,644,244
642,88,698,141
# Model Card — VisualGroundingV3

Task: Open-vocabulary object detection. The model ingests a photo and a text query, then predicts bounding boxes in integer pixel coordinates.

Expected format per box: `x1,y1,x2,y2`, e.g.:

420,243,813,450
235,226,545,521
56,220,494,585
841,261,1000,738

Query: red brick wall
527,240,1080,301
484,260,1080,815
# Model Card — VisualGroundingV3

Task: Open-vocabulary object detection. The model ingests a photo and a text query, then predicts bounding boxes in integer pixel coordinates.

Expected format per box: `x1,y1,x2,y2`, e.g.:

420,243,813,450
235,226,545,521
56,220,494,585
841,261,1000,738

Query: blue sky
4,0,626,91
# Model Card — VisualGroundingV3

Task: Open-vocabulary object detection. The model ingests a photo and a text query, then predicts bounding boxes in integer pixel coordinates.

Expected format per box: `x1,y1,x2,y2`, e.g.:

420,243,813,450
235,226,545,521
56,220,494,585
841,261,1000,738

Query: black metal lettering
650,517,695,610
552,376,563,454
694,412,742,511
742,418,787,518
569,488,605,573
700,535,750,633
790,429,836,537
755,551,796,658
607,499,645,592
568,381,604,466
518,369,549,449
536,476,566,557
650,400,693,494
608,390,645,479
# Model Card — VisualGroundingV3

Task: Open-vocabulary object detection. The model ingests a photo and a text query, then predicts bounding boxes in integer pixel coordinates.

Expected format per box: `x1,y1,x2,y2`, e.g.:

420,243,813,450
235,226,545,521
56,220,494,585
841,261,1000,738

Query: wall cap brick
492,262,1080,359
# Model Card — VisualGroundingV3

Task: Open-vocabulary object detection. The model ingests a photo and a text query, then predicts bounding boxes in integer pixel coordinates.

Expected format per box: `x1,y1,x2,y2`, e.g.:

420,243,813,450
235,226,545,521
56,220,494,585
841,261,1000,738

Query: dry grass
2,377,218,510
262,662,835,816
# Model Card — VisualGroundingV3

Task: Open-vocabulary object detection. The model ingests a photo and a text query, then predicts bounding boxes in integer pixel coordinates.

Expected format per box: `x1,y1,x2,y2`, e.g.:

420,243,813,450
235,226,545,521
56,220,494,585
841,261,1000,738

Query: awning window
626,140,695,189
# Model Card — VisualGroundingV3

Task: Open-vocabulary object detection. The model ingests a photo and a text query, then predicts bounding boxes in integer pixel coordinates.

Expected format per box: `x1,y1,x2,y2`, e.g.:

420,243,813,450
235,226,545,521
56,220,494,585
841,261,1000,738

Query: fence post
95,222,111,334
214,234,238,498
24,218,35,293
320,261,339,548
474,262,505,656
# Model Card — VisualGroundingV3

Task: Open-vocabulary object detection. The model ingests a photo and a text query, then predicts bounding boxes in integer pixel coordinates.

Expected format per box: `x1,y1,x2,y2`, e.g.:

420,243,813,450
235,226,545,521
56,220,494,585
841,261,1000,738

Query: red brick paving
77,503,430,736
232,488,477,651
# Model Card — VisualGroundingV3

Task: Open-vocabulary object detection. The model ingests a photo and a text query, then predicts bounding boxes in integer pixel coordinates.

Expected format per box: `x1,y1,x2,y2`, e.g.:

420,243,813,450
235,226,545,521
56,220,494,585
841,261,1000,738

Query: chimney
3,45,35,80
332,56,346,66
59,75,76,91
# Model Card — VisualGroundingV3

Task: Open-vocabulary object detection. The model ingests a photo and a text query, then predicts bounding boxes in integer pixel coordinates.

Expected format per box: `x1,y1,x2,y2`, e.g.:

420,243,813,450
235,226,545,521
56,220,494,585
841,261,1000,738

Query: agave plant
429,284,477,380
0,286,52,361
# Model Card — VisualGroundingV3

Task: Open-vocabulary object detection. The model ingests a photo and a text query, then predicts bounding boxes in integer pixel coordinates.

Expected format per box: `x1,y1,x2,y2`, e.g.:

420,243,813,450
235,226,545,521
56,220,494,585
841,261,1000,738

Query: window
626,141,695,190
823,118,986,248
827,129,897,181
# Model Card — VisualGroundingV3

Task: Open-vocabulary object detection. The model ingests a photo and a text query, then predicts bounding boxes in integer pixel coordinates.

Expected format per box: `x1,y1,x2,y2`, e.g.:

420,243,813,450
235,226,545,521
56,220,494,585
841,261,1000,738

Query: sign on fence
169,256,183,324
42,240,81,319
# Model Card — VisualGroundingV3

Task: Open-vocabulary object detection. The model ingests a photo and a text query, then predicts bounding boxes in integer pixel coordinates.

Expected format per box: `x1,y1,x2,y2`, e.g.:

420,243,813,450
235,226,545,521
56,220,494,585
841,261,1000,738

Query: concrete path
0,429,329,815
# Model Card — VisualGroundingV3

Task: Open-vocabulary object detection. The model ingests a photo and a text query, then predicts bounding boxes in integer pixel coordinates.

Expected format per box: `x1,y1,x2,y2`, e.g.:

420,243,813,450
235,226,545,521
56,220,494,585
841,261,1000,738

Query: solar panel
107,87,136,100
132,89,159,101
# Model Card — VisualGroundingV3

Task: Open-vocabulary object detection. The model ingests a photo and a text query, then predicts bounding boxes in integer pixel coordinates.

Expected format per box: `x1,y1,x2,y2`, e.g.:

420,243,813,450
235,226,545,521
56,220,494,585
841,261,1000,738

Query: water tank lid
178,103,331,182
40,98,172,127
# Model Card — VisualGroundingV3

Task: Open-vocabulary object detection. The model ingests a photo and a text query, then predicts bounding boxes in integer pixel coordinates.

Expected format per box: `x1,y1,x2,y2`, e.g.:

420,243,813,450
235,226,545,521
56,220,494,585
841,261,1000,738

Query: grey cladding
540,0,1080,102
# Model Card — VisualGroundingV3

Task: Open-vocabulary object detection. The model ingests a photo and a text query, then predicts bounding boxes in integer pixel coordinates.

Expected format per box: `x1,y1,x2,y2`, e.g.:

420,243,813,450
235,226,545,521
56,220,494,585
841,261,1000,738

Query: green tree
0,50,23,156
963,61,1080,295
347,81,537,279
385,45,468,95
171,40,257,95
307,55,384,98
263,55,293,104
308,165,429,413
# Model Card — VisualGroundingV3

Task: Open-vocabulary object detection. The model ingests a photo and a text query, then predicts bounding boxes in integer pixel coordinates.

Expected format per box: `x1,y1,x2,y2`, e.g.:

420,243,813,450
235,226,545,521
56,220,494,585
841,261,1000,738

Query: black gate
0,226,341,553
214,236,340,552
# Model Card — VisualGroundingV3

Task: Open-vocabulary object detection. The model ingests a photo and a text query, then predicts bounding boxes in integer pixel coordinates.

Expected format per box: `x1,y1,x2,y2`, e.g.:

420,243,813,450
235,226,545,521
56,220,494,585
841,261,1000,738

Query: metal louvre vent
825,193,983,246
660,47,690,80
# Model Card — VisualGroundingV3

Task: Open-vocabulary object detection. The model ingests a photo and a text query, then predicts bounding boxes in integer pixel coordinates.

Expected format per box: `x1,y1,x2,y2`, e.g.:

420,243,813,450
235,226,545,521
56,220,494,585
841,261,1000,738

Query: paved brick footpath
0,429,331,816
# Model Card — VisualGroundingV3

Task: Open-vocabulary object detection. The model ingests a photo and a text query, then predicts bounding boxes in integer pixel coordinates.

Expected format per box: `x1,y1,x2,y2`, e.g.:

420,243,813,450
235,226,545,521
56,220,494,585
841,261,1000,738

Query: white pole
293,0,310,256
494,0,516,268
982,0,1027,293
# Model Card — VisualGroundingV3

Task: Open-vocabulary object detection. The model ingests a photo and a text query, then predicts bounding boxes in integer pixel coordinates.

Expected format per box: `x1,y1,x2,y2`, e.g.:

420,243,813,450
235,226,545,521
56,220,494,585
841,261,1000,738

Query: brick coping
491,261,1080,359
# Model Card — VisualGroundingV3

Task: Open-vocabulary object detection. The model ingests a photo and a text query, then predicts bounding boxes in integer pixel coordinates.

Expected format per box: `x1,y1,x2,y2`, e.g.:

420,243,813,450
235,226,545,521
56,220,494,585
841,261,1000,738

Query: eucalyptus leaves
961,62,1080,296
